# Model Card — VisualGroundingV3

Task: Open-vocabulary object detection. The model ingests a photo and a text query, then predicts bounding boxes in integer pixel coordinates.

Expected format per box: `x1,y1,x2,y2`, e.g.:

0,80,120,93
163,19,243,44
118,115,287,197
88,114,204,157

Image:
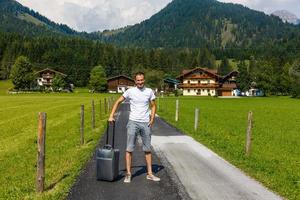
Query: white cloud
15,0,300,32
16,0,171,32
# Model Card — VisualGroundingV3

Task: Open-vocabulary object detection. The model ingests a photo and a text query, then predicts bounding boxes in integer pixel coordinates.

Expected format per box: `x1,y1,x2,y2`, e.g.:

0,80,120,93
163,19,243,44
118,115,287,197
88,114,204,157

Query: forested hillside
101,0,300,51
0,0,81,36
0,31,219,86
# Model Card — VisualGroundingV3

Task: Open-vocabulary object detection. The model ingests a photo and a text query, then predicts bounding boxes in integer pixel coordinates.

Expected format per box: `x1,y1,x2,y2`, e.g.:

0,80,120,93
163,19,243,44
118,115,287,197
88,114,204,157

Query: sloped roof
164,78,180,84
107,75,134,82
222,71,239,82
35,68,67,77
177,67,220,79
217,84,237,91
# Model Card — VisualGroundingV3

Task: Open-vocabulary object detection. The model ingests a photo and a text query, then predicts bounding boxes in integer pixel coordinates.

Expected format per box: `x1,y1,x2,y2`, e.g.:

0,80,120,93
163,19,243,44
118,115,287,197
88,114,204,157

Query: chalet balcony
219,83,237,89
189,75,217,79
42,81,52,86
179,83,219,88
42,74,54,79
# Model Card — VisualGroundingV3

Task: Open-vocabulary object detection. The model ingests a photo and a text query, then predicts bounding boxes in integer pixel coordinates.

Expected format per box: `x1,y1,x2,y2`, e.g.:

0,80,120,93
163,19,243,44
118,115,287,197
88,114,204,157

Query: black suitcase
96,121,120,181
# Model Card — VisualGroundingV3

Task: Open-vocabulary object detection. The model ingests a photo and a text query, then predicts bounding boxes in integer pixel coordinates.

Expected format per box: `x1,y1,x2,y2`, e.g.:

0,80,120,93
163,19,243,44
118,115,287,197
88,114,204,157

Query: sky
16,0,300,32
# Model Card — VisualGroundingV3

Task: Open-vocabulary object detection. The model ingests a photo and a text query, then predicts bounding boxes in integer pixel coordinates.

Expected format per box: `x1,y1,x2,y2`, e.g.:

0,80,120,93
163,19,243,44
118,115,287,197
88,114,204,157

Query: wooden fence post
99,99,102,119
36,112,46,193
92,100,95,129
104,98,107,114
107,98,110,112
194,108,199,131
111,97,115,111
245,111,253,155
175,99,179,122
80,105,84,145
111,97,114,109
109,97,112,110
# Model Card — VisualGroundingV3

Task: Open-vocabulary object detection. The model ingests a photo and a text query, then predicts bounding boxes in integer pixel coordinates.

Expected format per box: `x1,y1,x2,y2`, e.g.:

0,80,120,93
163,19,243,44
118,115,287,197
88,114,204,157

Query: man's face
135,74,145,88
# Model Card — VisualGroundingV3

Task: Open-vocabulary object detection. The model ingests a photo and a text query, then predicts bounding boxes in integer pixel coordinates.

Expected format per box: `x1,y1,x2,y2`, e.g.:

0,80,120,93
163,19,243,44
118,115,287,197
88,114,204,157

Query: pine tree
289,61,300,98
236,61,251,92
10,56,35,90
88,65,107,92
218,57,232,76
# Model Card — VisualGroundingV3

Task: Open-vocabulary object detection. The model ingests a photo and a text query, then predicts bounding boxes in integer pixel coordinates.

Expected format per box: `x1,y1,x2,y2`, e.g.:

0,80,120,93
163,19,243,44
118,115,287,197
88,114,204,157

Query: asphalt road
67,102,282,200
67,103,187,200
151,119,283,200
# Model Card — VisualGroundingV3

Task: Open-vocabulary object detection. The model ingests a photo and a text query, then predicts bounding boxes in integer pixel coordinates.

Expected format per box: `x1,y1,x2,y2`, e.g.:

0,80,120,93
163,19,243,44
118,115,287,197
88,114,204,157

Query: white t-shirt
122,87,156,122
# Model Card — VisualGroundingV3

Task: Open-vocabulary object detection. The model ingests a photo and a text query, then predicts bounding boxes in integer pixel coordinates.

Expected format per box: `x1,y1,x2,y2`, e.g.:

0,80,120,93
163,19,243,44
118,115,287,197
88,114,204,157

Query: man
108,72,160,183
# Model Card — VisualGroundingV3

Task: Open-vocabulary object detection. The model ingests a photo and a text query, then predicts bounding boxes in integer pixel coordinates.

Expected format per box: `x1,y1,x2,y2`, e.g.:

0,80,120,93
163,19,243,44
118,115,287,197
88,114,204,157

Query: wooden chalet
35,68,67,87
218,71,239,96
176,67,238,96
107,75,135,93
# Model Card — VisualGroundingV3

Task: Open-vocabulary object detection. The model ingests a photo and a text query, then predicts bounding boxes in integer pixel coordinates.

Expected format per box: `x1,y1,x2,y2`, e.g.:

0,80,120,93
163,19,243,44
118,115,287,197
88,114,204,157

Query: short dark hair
134,71,145,79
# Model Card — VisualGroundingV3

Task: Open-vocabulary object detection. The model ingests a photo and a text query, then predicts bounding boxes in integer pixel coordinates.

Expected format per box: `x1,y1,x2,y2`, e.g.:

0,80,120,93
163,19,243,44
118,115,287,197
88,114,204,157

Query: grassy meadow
1,79,299,200
158,96,300,200
0,81,117,199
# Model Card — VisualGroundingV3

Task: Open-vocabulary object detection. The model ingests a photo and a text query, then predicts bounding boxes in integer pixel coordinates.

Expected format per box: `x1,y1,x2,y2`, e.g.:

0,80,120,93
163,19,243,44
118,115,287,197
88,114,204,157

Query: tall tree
254,60,274,96
218,57,232,76
10,55,34,90
199,48,215,68
88,65,107,92
145,69,164,90
289,61,300,98
236,61,251,92
52,75,66,92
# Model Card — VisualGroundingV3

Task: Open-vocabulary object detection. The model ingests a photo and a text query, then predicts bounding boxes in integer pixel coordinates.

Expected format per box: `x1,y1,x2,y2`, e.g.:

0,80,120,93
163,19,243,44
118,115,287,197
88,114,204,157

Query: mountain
1,0,300,52
100,0,300,49
0,0,80,37
272,10,300,25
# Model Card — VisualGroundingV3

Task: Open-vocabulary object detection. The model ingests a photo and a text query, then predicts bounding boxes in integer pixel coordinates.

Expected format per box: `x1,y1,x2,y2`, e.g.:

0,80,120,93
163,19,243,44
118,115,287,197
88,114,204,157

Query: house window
188,80,190,84
187,89,190,93
208,80,210,84
202,89,205,92
198,80,200,84
208,89,210,92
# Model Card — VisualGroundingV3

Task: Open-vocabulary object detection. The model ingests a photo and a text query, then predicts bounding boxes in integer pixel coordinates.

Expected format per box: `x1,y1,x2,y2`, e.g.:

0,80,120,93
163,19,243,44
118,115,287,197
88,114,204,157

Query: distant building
217,71,239,96
35,68,67,87
107,75,135,93
163,78,180,93
245,88,264,97
176,67,238,96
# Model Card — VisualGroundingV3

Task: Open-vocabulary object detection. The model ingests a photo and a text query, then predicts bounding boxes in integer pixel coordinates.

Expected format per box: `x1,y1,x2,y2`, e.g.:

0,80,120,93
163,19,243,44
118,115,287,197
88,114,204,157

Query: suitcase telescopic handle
106,121,116,148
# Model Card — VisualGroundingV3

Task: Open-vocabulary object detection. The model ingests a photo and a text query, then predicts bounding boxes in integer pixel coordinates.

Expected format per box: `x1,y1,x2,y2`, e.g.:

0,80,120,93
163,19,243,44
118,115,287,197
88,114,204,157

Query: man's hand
148,119,154,127
108,116,115,122
108,96,125,122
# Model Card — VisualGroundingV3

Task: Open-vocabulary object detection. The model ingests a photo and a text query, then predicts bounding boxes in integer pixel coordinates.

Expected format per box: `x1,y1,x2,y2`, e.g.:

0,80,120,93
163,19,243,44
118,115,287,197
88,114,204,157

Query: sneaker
146,174,160,182
124,174,131,183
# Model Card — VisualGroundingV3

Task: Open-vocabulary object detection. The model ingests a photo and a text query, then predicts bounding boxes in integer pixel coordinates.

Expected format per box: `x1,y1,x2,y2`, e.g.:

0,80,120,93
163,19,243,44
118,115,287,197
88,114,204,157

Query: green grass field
158,96,300,200
1,79,299,200
0,81,117,199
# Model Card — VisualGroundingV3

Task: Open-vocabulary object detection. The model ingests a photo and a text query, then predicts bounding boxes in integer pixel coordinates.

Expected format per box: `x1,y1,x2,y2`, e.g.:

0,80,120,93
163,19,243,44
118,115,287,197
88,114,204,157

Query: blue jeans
126,120,152,152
